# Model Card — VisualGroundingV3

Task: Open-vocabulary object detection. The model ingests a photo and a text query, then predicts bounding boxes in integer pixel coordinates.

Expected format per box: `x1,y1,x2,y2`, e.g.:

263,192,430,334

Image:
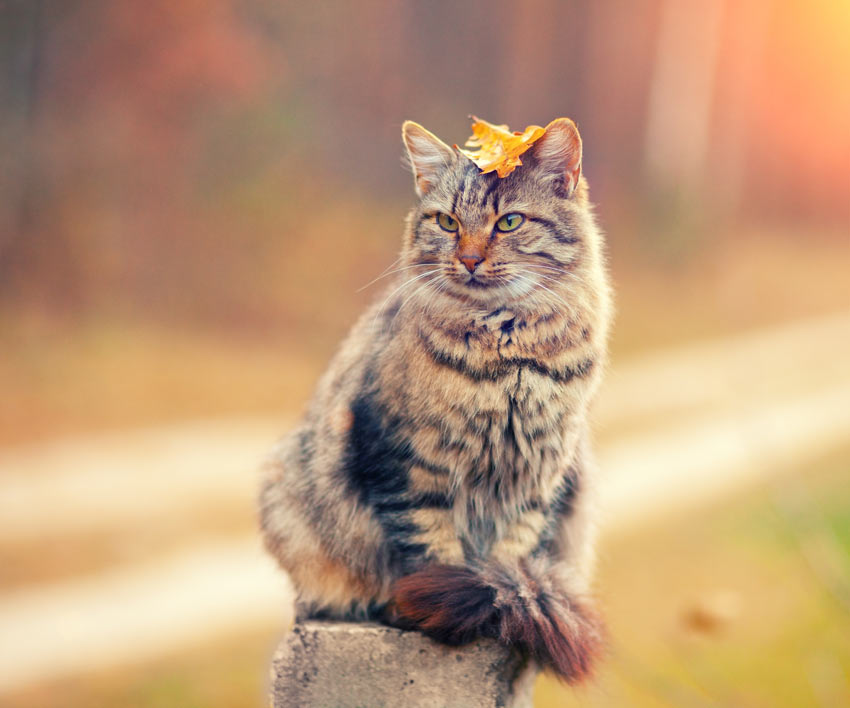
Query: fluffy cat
259,117,613,682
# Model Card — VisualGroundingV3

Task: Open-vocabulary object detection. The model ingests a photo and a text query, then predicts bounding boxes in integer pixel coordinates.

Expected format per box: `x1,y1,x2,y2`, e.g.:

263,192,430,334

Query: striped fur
259,118,613,682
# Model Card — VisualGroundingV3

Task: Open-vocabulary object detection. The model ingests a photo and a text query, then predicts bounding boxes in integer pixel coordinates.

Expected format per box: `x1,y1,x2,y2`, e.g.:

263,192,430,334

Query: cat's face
401,119,591,313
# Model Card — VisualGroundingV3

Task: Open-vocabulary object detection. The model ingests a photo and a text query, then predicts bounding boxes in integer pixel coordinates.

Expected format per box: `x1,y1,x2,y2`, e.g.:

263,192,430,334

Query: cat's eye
495,213,524,232
437,213,459,232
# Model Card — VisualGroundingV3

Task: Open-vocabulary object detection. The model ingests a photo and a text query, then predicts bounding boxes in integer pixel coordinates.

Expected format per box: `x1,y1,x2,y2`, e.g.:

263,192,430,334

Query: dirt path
1,310,848,693
0,541,293,693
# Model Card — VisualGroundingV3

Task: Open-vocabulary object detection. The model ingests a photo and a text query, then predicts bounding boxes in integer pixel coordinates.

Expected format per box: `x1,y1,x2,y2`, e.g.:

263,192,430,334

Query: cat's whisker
378,254,403,275
540,286,578,316
492,273,531,302
526,271,568,289
357,261,439,292
516,272,576,316
525,271,569,285
355,255,404,291
524,264,582,282
410,280,447,321
506,276,535,300
523,261,576,273
400,278,448,328
524,262,570,272
393,273,445,326
522,266,581,291
372,268,444,328
426,273,451,302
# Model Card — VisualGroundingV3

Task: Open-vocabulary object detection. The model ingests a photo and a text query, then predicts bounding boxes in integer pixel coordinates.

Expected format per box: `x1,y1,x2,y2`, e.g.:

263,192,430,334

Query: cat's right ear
402,121,455,196
530,117,582,197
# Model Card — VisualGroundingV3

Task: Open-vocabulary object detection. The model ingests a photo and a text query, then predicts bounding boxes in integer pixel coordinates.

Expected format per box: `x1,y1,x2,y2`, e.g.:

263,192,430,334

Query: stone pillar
270,621,537,708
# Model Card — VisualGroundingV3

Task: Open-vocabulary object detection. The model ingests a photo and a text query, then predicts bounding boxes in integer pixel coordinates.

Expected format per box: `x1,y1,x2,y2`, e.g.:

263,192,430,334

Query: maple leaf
456,116,546,178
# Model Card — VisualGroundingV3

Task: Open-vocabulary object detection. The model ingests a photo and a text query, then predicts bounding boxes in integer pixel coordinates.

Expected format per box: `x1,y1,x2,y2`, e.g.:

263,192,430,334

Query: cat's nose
459,254,484,273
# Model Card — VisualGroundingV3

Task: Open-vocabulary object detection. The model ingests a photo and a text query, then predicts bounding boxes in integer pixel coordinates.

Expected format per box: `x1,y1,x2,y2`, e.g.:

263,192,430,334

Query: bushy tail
390,560,603,683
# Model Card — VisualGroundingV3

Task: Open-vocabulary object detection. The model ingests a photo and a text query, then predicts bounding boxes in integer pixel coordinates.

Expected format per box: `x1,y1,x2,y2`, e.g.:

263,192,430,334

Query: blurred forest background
2,0,848,444
1,0,849,706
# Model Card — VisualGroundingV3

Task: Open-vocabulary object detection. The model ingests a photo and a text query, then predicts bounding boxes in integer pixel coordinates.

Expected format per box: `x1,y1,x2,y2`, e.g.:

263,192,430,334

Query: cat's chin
461,277,498,290
441,275,537,307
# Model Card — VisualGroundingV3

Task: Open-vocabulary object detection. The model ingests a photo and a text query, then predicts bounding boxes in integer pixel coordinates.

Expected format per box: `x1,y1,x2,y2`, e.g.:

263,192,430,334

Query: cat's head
400,118,596,312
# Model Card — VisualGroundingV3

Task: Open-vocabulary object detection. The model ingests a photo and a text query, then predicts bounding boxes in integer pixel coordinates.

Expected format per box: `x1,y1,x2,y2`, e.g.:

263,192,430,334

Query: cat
259,117,613,682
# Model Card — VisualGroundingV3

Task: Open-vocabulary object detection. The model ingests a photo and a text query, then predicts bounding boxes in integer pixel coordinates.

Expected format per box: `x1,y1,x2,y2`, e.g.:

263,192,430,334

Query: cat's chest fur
469,306,523,352
375,306,590,531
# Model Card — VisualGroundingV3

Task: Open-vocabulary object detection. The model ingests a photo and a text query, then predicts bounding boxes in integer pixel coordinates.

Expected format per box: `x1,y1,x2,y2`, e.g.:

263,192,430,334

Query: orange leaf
456,116,546,178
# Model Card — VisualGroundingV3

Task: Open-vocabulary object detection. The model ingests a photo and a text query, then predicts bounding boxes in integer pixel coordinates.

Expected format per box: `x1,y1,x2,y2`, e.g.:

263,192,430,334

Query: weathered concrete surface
271,621,537,708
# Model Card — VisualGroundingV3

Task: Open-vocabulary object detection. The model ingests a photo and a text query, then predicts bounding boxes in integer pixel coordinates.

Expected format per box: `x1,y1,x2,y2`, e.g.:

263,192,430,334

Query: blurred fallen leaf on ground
682,590,742,634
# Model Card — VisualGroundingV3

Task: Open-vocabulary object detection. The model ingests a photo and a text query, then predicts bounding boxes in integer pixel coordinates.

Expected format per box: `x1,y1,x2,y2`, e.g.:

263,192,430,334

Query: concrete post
270,621,537,708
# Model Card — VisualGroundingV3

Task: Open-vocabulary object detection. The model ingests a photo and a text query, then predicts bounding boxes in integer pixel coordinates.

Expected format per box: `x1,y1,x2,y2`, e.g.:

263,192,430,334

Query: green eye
437,213,459,232
495,213,524,232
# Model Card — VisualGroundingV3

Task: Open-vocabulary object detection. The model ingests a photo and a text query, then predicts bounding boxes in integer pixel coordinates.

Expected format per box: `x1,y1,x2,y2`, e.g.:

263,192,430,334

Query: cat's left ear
530,118,582,196
402,121,455,196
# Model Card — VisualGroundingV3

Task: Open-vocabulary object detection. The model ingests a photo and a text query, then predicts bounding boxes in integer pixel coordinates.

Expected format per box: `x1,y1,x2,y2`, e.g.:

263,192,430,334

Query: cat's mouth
440,273,540,307
464,277,497,289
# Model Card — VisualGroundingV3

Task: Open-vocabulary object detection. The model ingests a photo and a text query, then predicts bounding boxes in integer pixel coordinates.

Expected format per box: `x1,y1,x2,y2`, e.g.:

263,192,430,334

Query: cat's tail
390,560,603,683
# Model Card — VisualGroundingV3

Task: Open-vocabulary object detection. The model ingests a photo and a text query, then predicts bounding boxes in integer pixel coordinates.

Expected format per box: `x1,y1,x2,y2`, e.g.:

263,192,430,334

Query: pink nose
460,255,484,273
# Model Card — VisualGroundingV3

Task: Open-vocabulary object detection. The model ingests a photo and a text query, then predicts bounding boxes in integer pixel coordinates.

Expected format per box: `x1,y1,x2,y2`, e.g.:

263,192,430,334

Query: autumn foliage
456,116,546,178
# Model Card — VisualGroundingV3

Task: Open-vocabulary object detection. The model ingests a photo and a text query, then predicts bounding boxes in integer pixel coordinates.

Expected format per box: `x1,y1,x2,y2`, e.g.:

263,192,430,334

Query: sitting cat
260,117,613,682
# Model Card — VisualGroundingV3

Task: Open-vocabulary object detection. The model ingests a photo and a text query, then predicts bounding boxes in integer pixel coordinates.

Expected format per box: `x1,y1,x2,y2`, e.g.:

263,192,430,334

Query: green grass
536,446,850,707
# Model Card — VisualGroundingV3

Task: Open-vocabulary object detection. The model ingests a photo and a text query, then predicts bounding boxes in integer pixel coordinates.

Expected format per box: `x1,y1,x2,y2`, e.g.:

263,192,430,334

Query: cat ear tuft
402,121,455,196
531,118,582,196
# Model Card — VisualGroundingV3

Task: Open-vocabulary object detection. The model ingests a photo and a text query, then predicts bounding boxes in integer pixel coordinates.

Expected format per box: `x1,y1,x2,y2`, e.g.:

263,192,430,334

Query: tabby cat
259,117,613,682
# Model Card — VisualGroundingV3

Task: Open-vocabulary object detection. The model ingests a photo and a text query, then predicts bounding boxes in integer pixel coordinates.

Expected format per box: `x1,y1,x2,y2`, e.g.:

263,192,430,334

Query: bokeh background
1,0,848,706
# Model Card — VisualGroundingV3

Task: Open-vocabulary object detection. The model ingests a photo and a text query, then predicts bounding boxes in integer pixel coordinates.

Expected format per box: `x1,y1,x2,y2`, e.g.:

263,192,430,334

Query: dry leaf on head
456,116,546,178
